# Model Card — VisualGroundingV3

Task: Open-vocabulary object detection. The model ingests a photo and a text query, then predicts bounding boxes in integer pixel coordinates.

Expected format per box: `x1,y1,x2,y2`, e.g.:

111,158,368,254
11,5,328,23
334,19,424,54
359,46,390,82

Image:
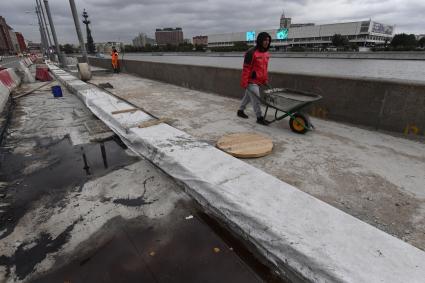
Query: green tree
391,33,417,49
61,44,75,54
124,45,137,52
331,34,349,47
348,42,359,51
194,44,205,51
143,44,152,52
233,41,249,51
177,43,193,52
418,37,425,48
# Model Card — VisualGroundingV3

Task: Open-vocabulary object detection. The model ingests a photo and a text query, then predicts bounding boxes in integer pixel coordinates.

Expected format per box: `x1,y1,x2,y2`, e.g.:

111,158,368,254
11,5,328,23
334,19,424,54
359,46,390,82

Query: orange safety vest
111,51,119,67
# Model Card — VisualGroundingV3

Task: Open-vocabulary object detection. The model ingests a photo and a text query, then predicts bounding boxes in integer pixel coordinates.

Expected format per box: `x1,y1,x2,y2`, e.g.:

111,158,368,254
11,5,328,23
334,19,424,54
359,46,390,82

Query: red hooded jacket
240,32,271,88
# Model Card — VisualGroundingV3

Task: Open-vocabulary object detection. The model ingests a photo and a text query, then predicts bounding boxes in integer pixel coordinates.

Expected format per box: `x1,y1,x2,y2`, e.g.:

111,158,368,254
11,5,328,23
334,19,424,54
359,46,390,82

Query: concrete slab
89,72,425,252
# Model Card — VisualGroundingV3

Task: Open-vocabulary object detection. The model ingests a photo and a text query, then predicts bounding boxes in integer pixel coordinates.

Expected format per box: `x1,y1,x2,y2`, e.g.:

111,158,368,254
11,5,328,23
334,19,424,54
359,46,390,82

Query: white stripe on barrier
6,68,21,88
0,81,10,113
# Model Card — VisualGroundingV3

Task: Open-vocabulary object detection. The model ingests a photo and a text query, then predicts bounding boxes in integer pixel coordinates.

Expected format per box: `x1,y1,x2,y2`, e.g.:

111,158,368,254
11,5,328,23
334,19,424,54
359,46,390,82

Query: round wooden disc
216,133,273,158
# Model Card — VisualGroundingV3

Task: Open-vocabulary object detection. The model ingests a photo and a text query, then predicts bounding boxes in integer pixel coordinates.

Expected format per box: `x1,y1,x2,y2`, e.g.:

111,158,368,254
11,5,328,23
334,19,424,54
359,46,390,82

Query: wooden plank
216,133,273,158
111,108,138,115
13,81,55,99
137,118,171,129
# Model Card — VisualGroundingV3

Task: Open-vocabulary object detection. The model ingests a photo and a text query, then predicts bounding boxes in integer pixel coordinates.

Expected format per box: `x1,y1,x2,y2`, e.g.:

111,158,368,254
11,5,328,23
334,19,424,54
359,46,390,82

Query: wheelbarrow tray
259,88,322,133
261,88,322,113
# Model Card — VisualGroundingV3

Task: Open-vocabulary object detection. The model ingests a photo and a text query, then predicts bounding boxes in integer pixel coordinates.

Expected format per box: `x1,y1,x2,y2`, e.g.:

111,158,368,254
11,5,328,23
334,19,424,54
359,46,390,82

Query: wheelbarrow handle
264,83,272,89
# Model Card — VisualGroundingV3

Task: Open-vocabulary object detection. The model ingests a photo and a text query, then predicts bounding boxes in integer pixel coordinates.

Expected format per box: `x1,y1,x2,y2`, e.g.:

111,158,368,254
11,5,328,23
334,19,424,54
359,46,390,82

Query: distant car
0,56,3,61
95,53,105,58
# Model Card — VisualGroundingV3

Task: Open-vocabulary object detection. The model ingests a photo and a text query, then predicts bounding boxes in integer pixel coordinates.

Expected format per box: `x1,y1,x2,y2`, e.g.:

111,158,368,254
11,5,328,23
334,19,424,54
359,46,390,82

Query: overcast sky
2,0,424,44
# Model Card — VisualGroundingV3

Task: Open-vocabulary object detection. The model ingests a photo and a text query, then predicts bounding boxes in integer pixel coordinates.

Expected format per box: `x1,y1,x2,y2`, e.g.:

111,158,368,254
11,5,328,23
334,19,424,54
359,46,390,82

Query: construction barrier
0,68,20,113
35,64,51,81
18,61,35,83
0,68,20,90
0,80,10,113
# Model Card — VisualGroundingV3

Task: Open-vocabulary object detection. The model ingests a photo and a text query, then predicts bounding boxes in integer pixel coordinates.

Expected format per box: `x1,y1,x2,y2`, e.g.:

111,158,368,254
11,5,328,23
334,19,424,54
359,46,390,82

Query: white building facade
95,42,124,54
132,33,156,47
207,20,394,49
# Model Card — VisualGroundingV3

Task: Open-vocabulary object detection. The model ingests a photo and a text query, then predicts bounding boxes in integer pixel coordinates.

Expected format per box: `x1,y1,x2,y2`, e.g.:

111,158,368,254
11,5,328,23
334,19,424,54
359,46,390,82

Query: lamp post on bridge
43,0,66,66
36,0,53,56
69,0,88,63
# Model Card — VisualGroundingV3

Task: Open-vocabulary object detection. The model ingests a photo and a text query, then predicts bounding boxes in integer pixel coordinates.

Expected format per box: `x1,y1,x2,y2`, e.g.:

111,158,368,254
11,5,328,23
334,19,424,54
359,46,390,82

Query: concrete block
6,68,21,87
0,81,10,113
18,61,35,83
0,69,16,90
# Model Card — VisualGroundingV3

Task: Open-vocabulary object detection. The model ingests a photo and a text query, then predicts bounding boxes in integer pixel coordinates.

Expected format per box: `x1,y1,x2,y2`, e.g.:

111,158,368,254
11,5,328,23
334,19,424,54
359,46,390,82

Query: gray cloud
2,0,424,44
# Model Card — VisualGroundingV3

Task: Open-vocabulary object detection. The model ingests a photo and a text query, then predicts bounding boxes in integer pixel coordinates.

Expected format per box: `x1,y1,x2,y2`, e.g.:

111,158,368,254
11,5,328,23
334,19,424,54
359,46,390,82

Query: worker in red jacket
237,32,271,125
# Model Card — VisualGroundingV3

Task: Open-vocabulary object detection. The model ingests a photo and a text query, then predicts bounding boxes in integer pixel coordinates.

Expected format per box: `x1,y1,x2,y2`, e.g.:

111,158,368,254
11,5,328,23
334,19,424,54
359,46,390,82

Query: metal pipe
43,0,66,66
37,0,52,49
69,0,88,62
35,6,47,55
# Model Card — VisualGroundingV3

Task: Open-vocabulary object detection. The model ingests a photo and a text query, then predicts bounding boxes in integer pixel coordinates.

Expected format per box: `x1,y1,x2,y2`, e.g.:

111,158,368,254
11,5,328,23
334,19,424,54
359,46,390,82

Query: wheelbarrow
259,87,322,134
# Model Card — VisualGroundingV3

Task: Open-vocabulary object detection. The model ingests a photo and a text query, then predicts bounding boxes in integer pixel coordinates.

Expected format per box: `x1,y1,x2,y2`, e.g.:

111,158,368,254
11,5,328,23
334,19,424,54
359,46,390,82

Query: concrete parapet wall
272,51,425,60
86,57,425,136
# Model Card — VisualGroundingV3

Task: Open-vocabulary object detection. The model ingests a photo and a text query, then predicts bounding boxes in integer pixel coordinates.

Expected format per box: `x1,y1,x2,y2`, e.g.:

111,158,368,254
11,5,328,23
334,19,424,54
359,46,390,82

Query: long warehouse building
207,19,394,49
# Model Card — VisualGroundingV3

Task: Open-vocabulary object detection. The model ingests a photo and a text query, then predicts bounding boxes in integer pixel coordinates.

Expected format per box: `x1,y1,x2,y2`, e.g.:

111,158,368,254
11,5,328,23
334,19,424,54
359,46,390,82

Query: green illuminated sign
277,28,288,40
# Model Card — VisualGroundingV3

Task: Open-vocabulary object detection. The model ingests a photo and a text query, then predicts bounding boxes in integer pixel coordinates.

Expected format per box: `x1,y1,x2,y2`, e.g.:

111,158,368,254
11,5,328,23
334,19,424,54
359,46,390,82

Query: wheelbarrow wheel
289,113,309,134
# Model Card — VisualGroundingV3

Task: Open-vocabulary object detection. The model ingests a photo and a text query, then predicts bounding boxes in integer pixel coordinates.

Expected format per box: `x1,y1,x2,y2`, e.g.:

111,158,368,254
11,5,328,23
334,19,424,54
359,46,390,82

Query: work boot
237,110,248,119
256,116,270,126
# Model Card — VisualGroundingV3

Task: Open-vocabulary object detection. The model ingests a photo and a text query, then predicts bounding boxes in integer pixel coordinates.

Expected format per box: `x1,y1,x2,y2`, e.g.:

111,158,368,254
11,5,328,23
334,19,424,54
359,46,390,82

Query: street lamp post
36,0,53,50
69,0,88,62
35,7,47,55
27,8,47,55
43,0,66,66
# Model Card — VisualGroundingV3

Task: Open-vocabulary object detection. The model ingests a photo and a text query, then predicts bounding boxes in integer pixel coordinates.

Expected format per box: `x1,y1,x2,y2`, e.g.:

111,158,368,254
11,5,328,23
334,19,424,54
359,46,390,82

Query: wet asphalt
0,75,285,283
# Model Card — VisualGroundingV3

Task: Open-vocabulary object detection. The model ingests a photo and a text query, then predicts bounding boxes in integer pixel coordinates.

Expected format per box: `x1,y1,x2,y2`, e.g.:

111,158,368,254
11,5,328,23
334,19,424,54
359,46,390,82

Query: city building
193,35,208,46
280,11,314,29
8,26,20,53
155,27,183,46
207,17,395,49
0,16,13,54
132,33,155,47
95,42,124,54
15,32,26,53
280,11,291,28
27,41,42,53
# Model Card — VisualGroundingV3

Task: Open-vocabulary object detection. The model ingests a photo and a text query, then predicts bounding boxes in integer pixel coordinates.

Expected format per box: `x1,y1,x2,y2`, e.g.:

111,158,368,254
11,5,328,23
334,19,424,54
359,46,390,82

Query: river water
120,53,425,83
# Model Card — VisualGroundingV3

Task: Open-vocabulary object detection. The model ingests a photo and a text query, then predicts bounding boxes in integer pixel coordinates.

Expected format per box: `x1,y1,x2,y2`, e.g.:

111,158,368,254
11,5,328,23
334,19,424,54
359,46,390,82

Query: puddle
29,200,286,283
0,221,78,281
0,136,139,240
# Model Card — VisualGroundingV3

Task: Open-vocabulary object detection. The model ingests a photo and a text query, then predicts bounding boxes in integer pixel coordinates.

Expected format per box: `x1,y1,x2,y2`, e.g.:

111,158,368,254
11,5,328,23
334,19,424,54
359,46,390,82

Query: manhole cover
216,132,273,158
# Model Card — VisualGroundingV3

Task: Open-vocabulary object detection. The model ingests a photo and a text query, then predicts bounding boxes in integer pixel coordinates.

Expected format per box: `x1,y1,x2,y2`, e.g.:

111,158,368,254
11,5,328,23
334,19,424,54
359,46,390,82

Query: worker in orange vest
111,48,119,73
